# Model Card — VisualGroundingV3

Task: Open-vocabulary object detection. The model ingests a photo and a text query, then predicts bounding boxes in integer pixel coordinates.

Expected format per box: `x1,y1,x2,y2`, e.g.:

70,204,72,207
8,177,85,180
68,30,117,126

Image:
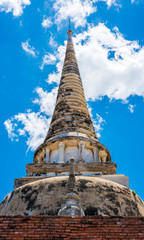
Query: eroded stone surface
32,30,112,171
0,177,144,216
14,174,129,189
26,162,117,177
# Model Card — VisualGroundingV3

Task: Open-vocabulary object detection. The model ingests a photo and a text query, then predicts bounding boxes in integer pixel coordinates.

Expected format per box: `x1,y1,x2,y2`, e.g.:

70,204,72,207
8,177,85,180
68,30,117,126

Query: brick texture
0,216,144,239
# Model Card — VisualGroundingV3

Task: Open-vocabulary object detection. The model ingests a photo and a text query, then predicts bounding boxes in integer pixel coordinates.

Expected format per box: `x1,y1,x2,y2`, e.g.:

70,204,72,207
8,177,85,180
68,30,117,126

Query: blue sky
0,0,144,203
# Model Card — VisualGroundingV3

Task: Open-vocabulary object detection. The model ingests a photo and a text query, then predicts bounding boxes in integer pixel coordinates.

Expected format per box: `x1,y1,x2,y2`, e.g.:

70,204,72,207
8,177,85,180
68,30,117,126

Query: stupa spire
44,27,97,142
31,28,113,175
69,18,71,31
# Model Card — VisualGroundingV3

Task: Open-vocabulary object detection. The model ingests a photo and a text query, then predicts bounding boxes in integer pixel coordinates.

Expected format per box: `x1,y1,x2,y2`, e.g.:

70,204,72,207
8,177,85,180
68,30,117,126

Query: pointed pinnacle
69,18,71,30
67,19,73,35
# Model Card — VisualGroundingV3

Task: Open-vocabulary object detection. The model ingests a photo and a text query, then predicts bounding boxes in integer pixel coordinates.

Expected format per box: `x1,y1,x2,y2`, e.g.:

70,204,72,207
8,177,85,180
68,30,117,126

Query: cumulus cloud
40,53,57,70
53,0,96,28
0,0,30,16
49,35,58,48
101,0,118,7
128,104,136,113
4,87,58,151
5,23,144,151
33,87,58,116
88,105,106,138
4,112,49,151
46,44,65,83
41,16,52,28
21,40,38,57
4,119,18,140
93,113,106,138
52,0,120,28
47,23,144,101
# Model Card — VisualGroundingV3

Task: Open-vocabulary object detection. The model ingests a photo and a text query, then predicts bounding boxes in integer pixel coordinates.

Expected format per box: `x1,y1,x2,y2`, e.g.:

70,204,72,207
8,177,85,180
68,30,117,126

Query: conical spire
32,28,112,171
44,29,97,142
58,158,85,217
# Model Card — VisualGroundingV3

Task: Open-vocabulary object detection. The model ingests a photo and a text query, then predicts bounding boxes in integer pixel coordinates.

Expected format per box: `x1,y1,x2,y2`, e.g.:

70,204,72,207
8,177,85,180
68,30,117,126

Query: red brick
0,216,144,239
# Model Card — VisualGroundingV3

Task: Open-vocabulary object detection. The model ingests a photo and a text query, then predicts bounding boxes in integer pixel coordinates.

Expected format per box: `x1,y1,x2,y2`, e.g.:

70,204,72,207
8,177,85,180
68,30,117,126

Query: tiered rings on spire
45,29,97,142
30,28,113,175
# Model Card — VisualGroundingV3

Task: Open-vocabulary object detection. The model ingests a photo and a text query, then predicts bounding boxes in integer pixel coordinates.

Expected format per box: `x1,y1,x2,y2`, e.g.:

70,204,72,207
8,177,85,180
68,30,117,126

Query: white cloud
52,0,120,28
4,87,58,151
4,119,18,140
88,105,105,138
41,17,52,28
21,40,38,57
46,44,65,83
49,35,58,48
94,0,119,7
101,0,118,7
128,104,136,113
0,0,30,16
93,113,106,138
48,23,144,102
47,72,61,84
14,112,49,151
5,23,144,151
33,87,58,116
53,0,97,28
40,53,57,70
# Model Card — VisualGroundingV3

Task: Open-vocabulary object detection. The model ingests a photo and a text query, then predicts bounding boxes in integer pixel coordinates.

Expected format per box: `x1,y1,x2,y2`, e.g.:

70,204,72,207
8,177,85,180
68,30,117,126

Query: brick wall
0,216,144,239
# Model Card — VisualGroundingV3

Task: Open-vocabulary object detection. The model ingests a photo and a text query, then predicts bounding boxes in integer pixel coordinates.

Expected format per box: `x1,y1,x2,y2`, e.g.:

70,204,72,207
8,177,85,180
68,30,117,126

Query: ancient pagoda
26,29,115,178
0,29,144,217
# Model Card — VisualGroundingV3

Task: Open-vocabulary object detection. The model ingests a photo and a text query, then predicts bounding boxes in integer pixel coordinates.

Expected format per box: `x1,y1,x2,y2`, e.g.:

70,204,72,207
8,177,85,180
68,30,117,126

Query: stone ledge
14,174,128,189
26,162,117,176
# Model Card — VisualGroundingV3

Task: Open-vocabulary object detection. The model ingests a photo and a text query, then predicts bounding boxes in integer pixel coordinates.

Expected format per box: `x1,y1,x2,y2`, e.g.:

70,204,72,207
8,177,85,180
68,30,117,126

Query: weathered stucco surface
0,177,144,216
1,30,140,219
14,174,129,189
33,30,112,169
26,162,117,177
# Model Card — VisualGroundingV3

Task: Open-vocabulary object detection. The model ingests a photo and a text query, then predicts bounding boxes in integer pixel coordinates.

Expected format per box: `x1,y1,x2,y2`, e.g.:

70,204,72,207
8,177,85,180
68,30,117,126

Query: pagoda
0,29,144,217
25,29,116,180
